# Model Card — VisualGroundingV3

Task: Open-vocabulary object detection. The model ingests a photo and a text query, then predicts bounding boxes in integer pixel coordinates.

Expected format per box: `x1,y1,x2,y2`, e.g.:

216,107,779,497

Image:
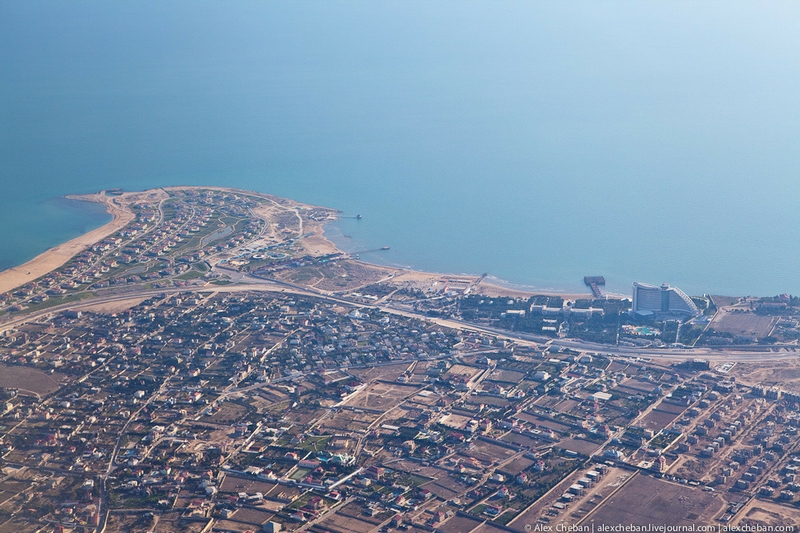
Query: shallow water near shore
2,2,800,297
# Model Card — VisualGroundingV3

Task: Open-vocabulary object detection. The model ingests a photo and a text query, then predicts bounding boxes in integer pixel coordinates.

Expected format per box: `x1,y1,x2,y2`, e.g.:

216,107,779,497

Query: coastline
0,192,134,295
0,187,605,300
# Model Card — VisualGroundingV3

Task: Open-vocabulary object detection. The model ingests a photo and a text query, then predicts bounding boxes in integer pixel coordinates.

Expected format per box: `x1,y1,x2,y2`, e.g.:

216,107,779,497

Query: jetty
584,276,605,298
352,246,390,254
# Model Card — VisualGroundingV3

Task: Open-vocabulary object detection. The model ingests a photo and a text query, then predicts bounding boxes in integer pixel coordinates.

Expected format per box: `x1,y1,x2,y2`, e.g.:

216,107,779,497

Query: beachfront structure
632,282,700,317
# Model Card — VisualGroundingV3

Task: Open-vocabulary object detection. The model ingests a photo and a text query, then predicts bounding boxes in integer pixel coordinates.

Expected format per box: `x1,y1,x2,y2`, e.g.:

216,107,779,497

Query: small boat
381,246,390,250
356,214,362,219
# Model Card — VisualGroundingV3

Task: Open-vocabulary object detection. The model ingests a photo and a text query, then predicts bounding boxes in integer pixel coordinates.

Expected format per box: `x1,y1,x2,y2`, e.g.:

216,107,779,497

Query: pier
584,276,605,298
352,246,390,254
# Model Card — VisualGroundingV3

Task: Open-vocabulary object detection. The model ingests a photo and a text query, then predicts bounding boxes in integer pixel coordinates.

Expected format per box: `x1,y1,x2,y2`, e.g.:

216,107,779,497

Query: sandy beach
0,187,599,301
0,192,134,295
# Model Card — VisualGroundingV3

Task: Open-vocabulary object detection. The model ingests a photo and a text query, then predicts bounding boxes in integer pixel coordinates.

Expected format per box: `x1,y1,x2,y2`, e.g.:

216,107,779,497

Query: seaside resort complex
0,189,800,533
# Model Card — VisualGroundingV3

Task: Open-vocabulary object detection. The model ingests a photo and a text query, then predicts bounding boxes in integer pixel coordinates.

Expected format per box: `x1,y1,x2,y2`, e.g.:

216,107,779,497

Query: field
420,471,471,499
439,513,483,533
0,363,66,395
586,474,725,527
639,407,683,432
708,310,778,338
729,359,800,389
733,499,800,528
105,511,208,533
558,436,604,456
314,501,390,533
318,409,376,431
507,465,632,531
220,475,279,495
199,400,251,425
343,381,421,411
347,362,410,382
460,439,518,465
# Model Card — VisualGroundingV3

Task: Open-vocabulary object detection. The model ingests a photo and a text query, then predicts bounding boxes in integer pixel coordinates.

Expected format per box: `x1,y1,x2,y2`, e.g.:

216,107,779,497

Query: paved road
2,269,798,365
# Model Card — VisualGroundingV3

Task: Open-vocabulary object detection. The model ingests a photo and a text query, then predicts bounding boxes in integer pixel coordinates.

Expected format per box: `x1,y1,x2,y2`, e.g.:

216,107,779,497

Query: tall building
632,282,699,316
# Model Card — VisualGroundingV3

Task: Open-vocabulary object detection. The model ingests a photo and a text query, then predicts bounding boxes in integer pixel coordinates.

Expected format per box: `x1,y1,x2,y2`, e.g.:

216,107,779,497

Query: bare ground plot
654,400,689,415
100,513,157,533
465,395,513,408
214,519,262,532
406,390,445,408
147,511,208,533
586,474,726,527
78,296,147,313
514,413,573,433
421,474,470,500
199,400,251,425
347,363,410,382
474,523,516,533
440,412,474,430
318,410,377,431
558,437,604,456
275,260,395,292
733,499,800,528
462,439,519,465
729,359,800,389
266,484,305,502
498,456,536,477
314,510,382,533
499,431,549,449
708,311,778,338
552,398,581,414
0,363,66,395
439,513,484,533
639,408,683,433
507,465,632,531
220,475,279,495
608,362,630,373
343,381,421,411
446,364,483,381
614,378,659,395
225,507,276,525
336,500,392,525
486,369,527,384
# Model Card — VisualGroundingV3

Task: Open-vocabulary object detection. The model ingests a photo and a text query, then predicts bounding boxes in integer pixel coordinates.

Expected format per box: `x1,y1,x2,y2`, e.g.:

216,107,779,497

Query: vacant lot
462,439,518,465
508,465,632,531
559,437,604,456
729,359,800,389
343,381,420,411
200,400,251,425
733,499,800,528
0,363,65,395
421,474,469,500
709,310,777,338
348,362,410,382
587,474,725,526
315,505,384,533
439,513,483,533
318,409,377,431
220,475,278,495
639,408,683,432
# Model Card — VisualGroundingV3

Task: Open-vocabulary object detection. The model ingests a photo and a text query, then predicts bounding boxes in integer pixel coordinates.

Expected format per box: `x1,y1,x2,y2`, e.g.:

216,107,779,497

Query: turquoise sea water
2,1,800,296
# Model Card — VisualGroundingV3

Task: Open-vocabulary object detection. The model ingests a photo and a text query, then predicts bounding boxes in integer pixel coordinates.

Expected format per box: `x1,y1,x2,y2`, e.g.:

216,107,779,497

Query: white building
632,282,699,317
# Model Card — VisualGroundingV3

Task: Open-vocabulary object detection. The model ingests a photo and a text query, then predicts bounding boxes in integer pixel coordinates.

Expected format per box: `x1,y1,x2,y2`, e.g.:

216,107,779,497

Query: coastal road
2,271,799,364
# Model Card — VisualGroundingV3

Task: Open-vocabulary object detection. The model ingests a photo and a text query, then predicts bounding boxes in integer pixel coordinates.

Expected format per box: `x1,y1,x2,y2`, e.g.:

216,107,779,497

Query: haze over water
2,1,799,296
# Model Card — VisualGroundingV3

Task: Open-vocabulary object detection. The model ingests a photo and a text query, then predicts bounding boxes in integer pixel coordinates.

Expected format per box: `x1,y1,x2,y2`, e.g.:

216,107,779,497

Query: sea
2,1,800,297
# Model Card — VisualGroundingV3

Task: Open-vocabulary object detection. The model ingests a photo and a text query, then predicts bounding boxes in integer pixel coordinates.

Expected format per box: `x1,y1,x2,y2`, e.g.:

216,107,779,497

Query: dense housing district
0,188,800,533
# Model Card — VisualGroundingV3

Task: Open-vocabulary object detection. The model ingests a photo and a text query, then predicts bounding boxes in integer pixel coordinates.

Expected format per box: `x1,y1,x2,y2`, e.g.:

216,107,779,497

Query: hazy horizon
2,1,800,296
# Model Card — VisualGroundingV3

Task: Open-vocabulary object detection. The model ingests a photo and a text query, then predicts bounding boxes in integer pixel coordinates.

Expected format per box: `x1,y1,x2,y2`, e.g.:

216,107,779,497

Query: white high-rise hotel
632,282,699,316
